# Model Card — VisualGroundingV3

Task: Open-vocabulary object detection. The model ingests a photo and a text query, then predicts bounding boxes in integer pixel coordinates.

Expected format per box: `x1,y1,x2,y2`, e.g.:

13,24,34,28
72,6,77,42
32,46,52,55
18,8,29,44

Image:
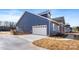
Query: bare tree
9,22,16,29
76,26,79,31
4,21,9,27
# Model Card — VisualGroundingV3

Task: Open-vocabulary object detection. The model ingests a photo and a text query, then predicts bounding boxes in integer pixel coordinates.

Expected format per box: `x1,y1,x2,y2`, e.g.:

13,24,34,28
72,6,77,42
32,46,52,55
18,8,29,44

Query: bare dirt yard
65,32,79,36
0,31,12,35
32,37,79,50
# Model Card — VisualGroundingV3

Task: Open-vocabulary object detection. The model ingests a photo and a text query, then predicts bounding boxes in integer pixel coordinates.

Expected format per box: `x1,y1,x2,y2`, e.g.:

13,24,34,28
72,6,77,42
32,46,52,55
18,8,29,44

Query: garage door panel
32,25,47,36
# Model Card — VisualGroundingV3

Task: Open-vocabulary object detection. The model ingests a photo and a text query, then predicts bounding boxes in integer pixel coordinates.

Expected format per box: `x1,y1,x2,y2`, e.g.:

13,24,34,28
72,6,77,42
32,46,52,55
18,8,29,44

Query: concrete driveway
0,34,47,50
17,34,47,42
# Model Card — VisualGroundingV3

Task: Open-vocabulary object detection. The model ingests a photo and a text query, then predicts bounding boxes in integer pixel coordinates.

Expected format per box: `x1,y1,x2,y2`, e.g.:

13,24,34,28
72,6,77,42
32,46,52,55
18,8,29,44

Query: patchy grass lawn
32,38,79,50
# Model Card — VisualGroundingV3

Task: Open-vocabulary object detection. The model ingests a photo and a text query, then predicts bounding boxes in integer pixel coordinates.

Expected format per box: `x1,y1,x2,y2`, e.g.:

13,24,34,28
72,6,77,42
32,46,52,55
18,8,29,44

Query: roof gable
53,17,65,24
38,10,51,18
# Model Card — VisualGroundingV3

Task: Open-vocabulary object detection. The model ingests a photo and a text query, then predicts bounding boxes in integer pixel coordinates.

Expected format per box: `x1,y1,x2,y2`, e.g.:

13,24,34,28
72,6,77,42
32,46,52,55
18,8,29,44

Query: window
53,23,55,31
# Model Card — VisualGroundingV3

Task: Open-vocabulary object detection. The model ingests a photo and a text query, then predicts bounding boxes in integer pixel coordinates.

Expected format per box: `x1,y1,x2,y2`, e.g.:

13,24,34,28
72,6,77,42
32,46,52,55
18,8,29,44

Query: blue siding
50,22,59,35
16,11,50,35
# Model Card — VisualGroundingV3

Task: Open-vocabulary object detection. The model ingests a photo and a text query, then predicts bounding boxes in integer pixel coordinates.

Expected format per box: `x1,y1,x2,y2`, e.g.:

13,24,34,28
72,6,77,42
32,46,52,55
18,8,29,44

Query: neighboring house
64,24,72,33
16,11,62,36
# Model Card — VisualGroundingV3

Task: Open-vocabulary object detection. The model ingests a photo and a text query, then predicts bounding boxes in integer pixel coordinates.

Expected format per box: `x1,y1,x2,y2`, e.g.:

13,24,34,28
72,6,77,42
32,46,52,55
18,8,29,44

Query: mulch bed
32,38,79,50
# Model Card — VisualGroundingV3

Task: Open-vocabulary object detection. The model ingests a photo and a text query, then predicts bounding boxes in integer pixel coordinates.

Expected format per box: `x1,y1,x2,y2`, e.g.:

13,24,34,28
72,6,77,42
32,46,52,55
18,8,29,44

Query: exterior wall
49,22,60,35
16,11,49,35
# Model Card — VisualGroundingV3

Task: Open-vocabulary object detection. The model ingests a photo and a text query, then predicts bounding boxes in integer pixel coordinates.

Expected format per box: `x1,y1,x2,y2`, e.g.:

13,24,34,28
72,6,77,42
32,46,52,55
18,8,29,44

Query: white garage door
32,25,47,36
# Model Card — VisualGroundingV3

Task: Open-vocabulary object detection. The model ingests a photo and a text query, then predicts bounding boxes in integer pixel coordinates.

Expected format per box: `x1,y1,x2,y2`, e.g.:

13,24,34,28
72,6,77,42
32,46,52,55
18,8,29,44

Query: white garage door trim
32,25,47,36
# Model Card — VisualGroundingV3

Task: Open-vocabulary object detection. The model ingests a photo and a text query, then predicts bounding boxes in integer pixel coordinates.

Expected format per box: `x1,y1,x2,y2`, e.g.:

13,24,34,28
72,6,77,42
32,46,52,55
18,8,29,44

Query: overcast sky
0,9,78,27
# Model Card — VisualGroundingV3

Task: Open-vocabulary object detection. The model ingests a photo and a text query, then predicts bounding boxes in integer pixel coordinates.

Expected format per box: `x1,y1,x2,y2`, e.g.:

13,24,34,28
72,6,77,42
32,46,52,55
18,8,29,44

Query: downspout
48,21,50,36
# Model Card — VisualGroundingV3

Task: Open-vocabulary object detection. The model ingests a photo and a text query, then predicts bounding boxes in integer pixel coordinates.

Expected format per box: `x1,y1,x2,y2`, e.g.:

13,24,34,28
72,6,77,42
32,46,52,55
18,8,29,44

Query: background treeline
0,21,16,31
72,26,79,32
